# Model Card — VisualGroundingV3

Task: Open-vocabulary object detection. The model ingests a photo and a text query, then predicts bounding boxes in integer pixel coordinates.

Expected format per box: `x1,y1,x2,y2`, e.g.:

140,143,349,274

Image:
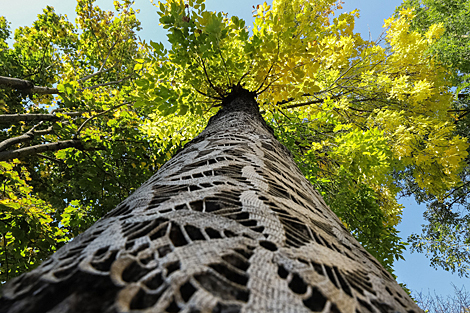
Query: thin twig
217,49,232,87
237,59,255,86
442,180,470,201
198,56,223,97
4,234,8,281
83,150,124,202
75,102,130,137
78,67,114,83
98,41,118,73
37,153,63,163
255,34,280,94
83,74,134,91
192,85,223,100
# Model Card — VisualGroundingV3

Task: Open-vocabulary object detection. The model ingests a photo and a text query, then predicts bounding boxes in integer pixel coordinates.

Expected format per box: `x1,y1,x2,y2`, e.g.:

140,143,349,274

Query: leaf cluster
396,0,470,277
0,0,176,282
2,0,469,280
130,0,469,273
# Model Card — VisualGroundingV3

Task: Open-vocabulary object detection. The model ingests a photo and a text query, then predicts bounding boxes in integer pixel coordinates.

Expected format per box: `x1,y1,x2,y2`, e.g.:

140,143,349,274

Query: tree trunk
0,87,422,313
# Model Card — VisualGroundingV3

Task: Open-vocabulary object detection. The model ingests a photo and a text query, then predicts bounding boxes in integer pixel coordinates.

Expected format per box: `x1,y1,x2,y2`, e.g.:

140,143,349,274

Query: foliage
399,0,470,92
0,160,66,280
1,0,468,281
397,0,470,277
0,0,175,282
133,0,467,273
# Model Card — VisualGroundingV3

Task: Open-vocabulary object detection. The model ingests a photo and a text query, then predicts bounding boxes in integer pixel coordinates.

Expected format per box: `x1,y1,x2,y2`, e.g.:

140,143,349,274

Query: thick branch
0,76,59,94
0,126,54,152
0,112,81,124
458,93,468,100
0,140,83,161
0,71,133,95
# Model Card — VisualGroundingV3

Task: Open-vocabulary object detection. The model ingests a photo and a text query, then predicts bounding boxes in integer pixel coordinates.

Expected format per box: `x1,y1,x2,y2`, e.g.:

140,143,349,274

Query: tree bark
0,87,422,313
0,126,54,152
0,76,59,95
0,140,83,161
0,113,81,125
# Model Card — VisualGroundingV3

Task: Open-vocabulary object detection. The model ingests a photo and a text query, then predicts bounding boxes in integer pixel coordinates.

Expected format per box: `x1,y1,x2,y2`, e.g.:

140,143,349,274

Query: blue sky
1,0,468,299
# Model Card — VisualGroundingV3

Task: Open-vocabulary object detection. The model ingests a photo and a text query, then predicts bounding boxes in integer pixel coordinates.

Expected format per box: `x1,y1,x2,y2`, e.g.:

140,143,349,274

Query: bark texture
0,88,422,313
0,76,59,95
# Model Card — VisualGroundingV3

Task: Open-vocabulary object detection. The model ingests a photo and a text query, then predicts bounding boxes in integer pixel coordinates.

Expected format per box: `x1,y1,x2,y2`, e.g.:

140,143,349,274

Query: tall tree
134,0,467,274
0,1,169,281
0,86,422,313
0,0,467,287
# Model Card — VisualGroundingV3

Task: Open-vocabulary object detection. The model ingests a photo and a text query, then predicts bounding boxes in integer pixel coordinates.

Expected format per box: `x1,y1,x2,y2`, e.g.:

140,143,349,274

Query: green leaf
135,78,149,87
179,105,189,115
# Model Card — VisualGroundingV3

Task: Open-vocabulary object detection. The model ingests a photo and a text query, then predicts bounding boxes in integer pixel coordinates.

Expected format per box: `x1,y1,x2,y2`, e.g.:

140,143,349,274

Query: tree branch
78,67,114,83
0,125,54,152
0,112,81,125
96,41,118,74
75,102,130,137
83,74,134,91
36,153,63,163
255,34,280,94
0,140,83,161
217,49,232,87
456,110,470,122
237,59,255,86
0,76,59,94
191,85,215,99
0,70,133,95
442,180,470,201
283,98,326,109
197,56,224,99
282,93,373,110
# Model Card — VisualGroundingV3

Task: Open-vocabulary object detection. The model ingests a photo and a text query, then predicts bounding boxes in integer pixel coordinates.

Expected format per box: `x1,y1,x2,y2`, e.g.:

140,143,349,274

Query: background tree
413,284,470,313
0,0,165,281
397,0,470,277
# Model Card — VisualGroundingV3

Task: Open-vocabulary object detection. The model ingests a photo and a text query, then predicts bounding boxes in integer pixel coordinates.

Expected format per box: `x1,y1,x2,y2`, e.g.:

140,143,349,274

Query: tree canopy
0,0,468,282
0,0,169,280
397,0,470,277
